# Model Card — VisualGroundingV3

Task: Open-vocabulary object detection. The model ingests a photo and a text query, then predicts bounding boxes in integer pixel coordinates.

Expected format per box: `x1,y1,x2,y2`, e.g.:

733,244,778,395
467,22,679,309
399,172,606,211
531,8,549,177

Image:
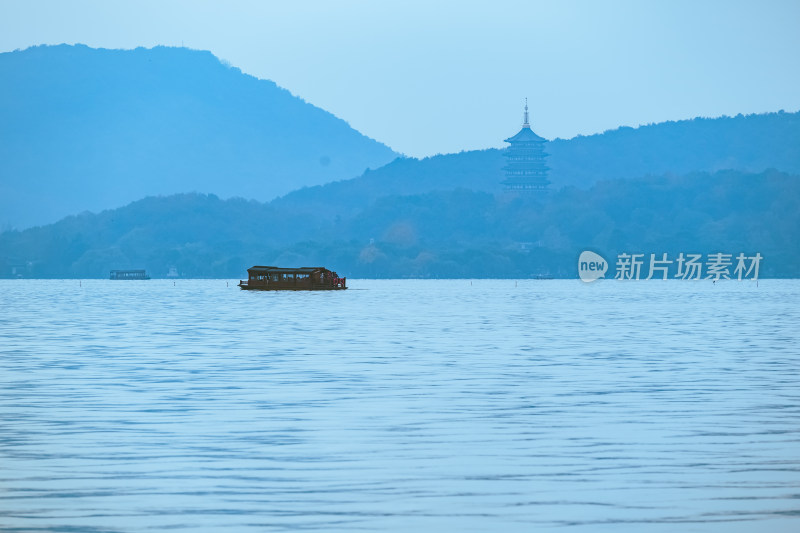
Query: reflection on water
1,279,799,532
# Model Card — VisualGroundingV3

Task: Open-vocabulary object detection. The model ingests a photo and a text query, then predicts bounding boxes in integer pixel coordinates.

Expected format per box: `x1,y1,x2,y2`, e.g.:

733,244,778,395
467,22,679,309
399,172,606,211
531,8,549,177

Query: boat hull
239,283,346,291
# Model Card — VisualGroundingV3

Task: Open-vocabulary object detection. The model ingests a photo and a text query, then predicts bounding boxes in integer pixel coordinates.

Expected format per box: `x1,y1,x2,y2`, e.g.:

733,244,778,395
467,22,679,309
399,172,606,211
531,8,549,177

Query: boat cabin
110,269,150,280
239,266,346,291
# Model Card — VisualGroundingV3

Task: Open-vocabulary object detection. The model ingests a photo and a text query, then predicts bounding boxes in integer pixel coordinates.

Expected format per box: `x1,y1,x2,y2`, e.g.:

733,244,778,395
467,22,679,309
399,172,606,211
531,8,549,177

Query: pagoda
501,99,550,191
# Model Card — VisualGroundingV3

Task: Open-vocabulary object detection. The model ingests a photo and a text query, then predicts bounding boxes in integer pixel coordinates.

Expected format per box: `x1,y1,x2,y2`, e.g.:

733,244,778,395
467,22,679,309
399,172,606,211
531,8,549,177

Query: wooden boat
239,266,346,291
110,269,150,280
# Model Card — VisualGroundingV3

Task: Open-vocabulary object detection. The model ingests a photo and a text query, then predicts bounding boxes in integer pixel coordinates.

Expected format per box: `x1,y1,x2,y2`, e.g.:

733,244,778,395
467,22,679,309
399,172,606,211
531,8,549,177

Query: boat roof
247,266,328,274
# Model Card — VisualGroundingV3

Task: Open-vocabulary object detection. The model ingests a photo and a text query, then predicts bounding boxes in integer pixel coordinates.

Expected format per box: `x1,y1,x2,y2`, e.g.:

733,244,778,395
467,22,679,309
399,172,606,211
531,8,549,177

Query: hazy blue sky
2,0,799,157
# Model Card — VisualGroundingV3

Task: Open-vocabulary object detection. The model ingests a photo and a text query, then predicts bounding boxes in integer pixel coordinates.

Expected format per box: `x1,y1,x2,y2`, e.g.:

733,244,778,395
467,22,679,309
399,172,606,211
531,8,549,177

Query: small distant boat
239,266,346,291
110,269,150,280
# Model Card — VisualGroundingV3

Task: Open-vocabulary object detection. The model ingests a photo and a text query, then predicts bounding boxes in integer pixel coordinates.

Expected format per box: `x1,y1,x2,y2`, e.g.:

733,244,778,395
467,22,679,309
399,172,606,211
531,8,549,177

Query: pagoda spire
523,98,529,127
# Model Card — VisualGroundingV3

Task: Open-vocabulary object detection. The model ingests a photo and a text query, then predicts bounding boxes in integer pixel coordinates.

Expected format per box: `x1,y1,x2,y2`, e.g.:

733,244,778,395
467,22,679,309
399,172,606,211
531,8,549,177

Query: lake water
1,279,799,532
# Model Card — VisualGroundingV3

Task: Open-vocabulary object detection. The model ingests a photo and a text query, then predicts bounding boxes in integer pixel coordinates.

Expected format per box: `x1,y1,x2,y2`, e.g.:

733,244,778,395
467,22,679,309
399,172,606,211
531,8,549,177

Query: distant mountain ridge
0,44,397,229
547,111,800,186
273,110,800,217
2,44,798,232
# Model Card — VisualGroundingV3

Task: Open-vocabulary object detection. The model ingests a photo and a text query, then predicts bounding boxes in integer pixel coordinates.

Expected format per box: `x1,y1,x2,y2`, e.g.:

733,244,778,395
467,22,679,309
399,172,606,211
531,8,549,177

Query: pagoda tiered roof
504,125,547,143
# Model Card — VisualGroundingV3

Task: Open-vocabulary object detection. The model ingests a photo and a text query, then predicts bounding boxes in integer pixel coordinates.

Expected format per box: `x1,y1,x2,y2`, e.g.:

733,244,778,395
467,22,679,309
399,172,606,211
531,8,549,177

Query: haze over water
1,279,799,532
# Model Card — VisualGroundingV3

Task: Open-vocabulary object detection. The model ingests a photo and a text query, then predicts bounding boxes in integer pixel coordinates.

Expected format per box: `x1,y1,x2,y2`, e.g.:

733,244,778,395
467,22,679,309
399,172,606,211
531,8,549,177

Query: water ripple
1,279,799,532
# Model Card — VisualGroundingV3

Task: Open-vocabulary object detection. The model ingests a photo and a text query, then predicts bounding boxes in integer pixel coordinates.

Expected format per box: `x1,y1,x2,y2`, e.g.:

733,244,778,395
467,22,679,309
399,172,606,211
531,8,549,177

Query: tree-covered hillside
1,170,797,278
547,111,800,187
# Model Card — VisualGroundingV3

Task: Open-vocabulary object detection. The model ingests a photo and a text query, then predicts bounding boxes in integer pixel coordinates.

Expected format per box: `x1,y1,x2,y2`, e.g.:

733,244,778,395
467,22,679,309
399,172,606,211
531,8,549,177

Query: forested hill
275,110,800,215
0,44,397,229
2,169,797,279
548,111,800,187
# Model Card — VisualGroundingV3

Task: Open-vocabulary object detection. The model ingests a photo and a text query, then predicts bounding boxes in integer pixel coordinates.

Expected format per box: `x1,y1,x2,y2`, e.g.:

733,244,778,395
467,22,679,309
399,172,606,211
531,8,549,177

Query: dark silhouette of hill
2,169,797,278
3,43,797,233
273,110,800,216
271,150,506,218
547,111,800,186
0,44,397,229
